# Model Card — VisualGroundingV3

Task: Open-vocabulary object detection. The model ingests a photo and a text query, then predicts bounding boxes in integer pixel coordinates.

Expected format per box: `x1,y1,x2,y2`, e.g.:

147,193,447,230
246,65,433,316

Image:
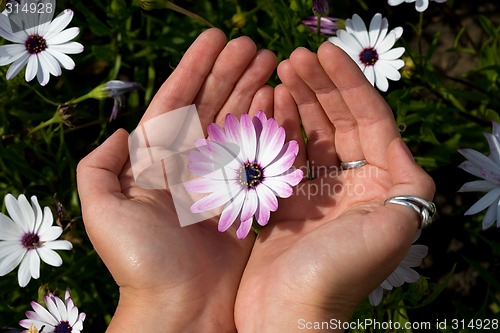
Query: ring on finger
384,195,436,229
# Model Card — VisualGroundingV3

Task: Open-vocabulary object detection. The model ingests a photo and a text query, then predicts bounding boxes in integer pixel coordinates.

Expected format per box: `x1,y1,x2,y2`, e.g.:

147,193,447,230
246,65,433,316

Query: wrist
236,293,355,333
106,287,236,333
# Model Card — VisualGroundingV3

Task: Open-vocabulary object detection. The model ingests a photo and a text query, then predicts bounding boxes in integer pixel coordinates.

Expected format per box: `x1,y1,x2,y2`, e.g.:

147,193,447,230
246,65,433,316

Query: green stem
165,1,214,27
28,113,60,135
316,15,321,37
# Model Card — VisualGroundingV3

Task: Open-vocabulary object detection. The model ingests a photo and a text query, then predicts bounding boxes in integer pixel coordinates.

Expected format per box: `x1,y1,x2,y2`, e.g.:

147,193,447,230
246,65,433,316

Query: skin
76,28,435,332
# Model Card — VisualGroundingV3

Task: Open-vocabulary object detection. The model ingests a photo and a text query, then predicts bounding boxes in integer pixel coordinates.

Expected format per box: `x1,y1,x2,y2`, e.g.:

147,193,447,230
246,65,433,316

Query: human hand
234,43,435,332
76,28,276,333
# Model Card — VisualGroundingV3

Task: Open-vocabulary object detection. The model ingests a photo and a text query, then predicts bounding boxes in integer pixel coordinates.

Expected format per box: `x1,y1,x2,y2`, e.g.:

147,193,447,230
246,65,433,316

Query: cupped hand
234,43,435,332
76,28,276,333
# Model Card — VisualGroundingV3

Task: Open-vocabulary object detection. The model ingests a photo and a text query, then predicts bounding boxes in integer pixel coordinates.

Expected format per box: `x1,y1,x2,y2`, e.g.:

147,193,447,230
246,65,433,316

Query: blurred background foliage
0,0,499,331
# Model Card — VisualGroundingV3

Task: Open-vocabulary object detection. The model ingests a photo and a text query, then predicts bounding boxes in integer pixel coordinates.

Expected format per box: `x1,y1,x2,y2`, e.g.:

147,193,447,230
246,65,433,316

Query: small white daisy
328,13,405,92
458,122,500,229
388,0,447,12
0,194,72,287
20,290,86,333
369,230,428,306
0,3,83,86
185,111,303,239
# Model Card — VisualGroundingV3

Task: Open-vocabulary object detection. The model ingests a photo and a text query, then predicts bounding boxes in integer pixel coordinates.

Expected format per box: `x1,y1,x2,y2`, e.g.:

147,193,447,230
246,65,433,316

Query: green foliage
0,0,500,331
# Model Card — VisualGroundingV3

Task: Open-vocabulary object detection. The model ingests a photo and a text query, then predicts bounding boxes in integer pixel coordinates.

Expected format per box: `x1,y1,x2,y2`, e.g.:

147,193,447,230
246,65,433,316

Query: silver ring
384,195,436,229
340,159,368,170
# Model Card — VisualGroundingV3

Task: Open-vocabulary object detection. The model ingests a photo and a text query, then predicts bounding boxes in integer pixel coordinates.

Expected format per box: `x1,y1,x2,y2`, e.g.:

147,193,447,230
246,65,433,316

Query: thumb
387,138,436,201
77,128,130,215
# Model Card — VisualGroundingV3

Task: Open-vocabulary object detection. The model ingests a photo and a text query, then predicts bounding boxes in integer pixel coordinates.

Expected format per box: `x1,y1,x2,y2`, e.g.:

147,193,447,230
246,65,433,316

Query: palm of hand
93,167,254,299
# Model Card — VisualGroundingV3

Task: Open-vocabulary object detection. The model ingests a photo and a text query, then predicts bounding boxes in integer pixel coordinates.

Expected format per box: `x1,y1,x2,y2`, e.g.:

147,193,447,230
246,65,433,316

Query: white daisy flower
388,0,447,12
0,194,72,287
185,111,303,239
20,290,86,333
369,230,428,306
458,122,500,229
328,13,405,92
0,4,84,86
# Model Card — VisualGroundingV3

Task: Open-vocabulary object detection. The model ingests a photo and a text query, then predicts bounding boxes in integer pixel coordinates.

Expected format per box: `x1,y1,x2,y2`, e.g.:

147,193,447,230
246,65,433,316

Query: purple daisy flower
302,16,339,37
185,111,303,239
20,290,86,333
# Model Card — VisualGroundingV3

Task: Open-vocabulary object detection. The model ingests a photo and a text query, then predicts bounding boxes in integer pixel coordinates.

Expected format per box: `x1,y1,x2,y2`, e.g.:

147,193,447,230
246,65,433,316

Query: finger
140,28,227,124
289,47,363,163
277,59,337,168
383,138,436,230
318,42,400,169
248,85,274,119
214,49,277,125
76,129,130,217
194,36,259,128
274,84,307,168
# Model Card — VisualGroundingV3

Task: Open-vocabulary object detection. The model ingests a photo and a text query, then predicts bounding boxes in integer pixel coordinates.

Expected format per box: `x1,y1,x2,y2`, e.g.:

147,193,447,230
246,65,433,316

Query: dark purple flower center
239,163,264,189
25,34,47,54
54,321,72,333
21,232,42,250
359,47,379,66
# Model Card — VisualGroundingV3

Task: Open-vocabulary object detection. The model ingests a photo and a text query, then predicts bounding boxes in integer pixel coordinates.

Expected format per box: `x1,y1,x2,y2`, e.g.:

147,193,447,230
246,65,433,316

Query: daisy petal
218,190,245,232
464,187,500,215
236,218,253,239
37,247,63,267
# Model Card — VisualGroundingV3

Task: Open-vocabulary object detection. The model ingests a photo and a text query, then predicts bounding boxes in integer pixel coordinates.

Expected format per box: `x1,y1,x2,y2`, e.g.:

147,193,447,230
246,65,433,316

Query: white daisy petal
38,51,62,77
218,190,246,232
37,247,63,267
481,202,497,229
5,194,34,232
40,226,63,242
49,41,84,54
415,0,429,12
0,247,24,276
374,66,389,92
32,300,59,325
17,254,32,287
44,239,72,250
368,13,383,46
6,52,30,80
458,180,497,192
464,187,500,215
44,9,74,40
348,14,369,47
25,55,39,82
0,215,23,240
369,286,384,306
240,189,258,222
29,250,41,279
47,27,80,45
36,55,51,85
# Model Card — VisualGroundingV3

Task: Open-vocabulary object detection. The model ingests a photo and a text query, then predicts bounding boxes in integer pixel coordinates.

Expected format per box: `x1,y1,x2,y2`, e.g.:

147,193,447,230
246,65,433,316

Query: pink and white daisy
185,111,303,239
369,231,428,306
20,290,86,333
0,194,72,287
0,4,83,86
328,13,405,92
